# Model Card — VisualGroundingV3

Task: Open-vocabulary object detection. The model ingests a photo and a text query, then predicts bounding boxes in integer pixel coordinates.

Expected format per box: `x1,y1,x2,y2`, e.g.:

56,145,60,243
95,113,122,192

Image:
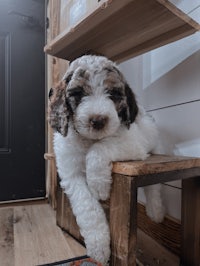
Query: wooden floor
0,203,86,266
0,202,179,266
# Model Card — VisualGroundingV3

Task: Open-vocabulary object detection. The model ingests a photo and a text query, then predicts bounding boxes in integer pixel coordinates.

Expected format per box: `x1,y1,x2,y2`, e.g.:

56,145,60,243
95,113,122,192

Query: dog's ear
122,83,138,128
48,81,69,137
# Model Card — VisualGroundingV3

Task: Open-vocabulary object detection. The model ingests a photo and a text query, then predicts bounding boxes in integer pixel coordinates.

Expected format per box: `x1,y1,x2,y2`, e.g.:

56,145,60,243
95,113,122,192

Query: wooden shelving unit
45,1,200,265
44,0,200,63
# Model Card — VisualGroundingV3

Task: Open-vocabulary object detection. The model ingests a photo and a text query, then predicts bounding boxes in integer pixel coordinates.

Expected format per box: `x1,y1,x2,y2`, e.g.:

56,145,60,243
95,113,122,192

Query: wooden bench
55,154,200,266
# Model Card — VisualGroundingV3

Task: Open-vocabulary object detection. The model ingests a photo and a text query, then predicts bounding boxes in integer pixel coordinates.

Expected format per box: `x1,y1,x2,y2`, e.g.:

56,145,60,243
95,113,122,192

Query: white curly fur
50,55,165,265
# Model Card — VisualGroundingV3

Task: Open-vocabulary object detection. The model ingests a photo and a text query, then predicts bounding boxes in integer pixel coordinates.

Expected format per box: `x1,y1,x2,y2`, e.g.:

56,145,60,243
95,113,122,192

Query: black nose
89,115,108,130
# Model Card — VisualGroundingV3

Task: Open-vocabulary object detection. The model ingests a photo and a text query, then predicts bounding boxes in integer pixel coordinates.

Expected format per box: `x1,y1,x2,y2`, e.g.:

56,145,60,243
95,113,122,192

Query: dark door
0,0,46,201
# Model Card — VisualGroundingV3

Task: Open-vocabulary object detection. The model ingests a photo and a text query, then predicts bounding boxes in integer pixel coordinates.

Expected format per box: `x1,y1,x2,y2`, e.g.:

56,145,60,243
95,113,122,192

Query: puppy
48,55,165,265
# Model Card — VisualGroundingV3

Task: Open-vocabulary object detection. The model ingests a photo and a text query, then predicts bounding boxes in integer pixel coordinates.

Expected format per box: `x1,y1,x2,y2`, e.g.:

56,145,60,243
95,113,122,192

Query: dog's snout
89,115,108,130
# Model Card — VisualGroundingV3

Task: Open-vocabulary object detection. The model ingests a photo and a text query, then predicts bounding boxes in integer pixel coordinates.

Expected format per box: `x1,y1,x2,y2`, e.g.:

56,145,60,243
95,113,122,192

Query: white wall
118,2,200,220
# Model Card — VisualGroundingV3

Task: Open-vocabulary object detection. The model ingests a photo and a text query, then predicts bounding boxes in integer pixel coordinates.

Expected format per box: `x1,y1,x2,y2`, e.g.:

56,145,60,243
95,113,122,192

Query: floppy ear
123,83,138,128
48,81,69,137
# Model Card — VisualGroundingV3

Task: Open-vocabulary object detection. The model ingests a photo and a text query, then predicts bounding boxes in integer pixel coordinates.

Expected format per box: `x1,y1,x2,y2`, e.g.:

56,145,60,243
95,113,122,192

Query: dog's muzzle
89,115,108,130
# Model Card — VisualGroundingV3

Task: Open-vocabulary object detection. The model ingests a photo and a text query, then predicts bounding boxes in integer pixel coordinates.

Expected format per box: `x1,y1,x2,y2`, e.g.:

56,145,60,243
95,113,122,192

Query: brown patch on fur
67,69,92,96
66,69,92,112
103,68,138,128
103,70,124,90
48,81,69,136
124,83,138,125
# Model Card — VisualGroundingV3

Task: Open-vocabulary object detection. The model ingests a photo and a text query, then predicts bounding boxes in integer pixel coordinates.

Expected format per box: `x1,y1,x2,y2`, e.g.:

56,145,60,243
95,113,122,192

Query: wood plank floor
0,203,86,266
0,203,179,266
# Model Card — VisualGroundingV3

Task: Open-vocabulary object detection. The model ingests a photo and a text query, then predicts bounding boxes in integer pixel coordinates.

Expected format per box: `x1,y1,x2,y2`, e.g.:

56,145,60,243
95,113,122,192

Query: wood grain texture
0,208,14,266
46,0,60,209
157,0,200,28
110,174,138,266
138,203,181,256
14,204,86,266
0,203,179,266
45,153,57,209
181,177,200,266
44,0,200,62
112,154,200,176
137,229,179,266
49,0,60,40
0,204,86,266
46,0,69,209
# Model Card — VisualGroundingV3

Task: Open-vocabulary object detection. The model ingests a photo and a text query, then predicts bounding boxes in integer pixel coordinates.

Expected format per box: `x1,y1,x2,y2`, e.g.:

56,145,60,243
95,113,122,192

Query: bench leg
181,176,200,266
110,174,137,266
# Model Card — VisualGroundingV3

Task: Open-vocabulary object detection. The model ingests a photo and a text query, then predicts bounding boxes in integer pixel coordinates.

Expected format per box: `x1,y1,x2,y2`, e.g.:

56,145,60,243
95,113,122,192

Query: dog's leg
143,184,165,223
62,176,110,265
54,135,110,265
86,136,148,201
60,176,111,265
86,147,113,201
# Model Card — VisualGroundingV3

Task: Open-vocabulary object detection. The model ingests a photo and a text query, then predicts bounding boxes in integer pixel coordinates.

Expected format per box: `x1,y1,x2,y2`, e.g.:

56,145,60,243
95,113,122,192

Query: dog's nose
89,115,108,130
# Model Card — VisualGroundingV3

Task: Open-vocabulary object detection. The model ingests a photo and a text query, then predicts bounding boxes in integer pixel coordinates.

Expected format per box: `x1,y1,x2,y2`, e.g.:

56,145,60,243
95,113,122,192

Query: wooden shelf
44,0,200,63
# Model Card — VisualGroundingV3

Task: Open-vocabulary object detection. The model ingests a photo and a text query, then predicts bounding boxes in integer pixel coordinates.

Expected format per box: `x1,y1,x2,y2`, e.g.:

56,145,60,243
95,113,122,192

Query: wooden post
110,174,137,266
181,176,200,266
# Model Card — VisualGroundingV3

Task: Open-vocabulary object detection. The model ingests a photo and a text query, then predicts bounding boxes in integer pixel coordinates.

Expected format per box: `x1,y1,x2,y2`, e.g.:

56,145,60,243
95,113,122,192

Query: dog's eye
68,87,85,98
67,87,86,107
108,88,123,102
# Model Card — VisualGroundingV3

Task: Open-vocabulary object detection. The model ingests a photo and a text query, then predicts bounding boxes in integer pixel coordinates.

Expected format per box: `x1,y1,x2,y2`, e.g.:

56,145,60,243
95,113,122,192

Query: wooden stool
56,154,200,266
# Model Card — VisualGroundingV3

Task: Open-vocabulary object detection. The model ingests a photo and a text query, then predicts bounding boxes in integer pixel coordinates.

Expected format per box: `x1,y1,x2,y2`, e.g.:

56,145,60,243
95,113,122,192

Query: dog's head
48,55,138,139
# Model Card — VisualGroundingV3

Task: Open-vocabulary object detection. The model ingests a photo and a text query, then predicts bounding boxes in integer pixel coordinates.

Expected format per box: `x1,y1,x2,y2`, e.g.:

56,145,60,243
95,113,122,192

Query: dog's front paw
145,200,165,223
86,232,110,266
144,184,166,223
